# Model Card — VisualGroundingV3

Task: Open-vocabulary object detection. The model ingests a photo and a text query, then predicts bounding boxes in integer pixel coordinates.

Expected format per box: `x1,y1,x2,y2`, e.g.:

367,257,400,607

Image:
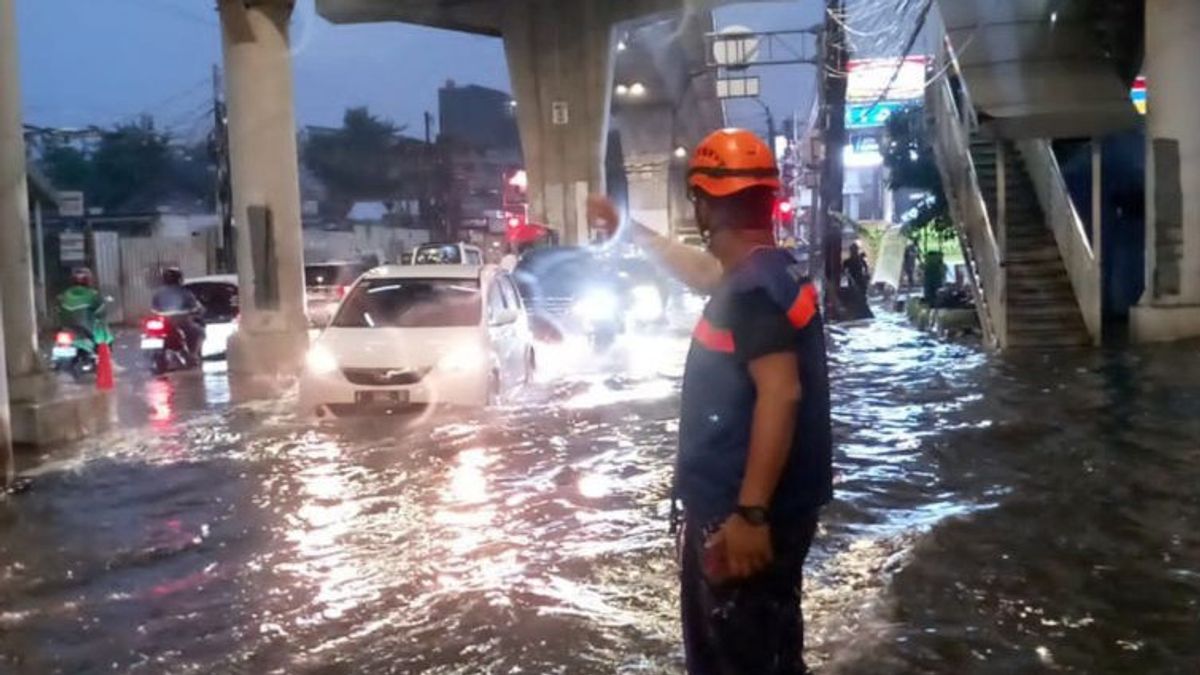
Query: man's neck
713,230,775,270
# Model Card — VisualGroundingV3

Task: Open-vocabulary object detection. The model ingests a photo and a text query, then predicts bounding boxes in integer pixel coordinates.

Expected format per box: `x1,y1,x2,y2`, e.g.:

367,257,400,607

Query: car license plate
140,338,164,350
355,390,409,405
52,346,76,359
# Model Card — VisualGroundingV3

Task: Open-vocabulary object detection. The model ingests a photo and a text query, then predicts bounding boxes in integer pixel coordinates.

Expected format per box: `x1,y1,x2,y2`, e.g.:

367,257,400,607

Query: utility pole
819,0,848,316
211,64,234,273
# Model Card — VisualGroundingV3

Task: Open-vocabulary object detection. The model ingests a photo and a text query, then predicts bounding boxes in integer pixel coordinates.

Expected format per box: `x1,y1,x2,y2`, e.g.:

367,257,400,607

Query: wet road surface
2,312,1199,673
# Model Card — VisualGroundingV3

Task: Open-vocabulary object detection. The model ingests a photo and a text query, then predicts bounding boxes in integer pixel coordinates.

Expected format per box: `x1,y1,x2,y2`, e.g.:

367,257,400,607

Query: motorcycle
50,328,97,381
141,314,202,375
572,285,625,351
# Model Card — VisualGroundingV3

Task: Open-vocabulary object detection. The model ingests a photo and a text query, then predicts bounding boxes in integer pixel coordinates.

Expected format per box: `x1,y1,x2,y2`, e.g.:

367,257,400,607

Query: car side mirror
491,308,519,326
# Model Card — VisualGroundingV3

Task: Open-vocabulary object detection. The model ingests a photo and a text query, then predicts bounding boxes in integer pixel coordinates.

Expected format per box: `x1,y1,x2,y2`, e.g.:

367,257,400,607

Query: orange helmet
687,128,781,198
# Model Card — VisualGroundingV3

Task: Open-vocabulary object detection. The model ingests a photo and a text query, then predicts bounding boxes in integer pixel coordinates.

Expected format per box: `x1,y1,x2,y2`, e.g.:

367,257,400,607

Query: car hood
316,326,484,370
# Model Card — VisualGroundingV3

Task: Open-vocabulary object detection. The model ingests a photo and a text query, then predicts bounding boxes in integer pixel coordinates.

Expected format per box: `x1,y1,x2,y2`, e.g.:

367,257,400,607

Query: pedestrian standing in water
589,128,833,674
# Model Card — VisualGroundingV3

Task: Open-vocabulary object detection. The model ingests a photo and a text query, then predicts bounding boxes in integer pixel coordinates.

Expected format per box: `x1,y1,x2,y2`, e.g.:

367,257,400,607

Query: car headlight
439,344,488,373
630,284,664,322
306,344,339,375
573,288,620,323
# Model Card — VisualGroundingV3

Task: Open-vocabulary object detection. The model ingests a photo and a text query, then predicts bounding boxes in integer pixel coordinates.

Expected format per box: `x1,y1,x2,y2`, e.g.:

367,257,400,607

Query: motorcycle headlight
630,285,664,322
306,344,339,375
573,289,620,323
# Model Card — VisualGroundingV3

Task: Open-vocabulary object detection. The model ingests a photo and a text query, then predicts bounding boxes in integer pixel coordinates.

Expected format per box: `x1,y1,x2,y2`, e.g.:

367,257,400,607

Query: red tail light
144,317,166,334
55,331,74,346
336,285,348,299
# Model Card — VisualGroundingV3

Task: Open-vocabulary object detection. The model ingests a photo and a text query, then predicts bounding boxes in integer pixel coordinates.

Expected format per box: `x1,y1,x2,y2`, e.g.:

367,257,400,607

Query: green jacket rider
57,267,113,347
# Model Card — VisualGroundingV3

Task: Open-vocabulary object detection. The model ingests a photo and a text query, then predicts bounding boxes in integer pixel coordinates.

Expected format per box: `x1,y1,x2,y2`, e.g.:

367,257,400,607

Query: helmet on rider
161,267,184,287
70,267,95,288
686,128,781,244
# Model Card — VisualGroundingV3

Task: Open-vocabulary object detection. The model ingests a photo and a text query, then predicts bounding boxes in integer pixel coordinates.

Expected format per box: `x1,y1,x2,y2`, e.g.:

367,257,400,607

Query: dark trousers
680,511,820,675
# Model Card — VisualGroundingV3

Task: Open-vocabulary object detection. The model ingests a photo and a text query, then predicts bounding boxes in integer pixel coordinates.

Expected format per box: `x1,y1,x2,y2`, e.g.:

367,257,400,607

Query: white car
300,264,535,415
185,275,239,359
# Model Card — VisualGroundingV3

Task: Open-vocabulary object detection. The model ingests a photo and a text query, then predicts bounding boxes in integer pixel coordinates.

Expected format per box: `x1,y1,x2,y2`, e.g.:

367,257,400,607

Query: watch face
737,506,769,525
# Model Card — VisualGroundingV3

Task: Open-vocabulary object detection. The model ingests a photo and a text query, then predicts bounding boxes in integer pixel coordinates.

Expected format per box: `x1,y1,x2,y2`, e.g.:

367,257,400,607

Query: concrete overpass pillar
618,105,675,237
1,0,111,445
0,293,10,490
503,0,615,245
1133,0,1200,342
219,0,308,373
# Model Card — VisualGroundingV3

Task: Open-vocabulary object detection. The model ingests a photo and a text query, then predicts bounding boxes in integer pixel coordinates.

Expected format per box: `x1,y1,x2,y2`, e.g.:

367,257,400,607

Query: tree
302,107,411,219
34,118,213,214
40,139,92,192
89,119,172,213
881,105,954,250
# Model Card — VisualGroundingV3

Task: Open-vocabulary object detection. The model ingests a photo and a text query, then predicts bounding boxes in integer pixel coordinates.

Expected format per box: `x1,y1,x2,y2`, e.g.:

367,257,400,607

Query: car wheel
524,348,536,384
487,371,501,406
152,352,169,376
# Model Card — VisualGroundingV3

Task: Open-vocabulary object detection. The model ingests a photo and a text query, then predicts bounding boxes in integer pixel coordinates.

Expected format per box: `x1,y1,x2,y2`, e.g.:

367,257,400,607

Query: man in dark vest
590,128,833,674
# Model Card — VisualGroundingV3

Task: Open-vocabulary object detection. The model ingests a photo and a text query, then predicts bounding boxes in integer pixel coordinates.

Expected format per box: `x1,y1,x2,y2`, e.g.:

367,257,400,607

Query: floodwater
1,311,1198,674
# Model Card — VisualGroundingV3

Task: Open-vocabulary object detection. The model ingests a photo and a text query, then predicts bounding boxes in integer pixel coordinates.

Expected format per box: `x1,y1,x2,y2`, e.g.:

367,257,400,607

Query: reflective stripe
693,317,735,353
787,283,819,329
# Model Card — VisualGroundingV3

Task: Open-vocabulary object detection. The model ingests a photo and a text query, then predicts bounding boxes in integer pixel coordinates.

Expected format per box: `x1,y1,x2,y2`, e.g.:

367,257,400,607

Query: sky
15,0,822,141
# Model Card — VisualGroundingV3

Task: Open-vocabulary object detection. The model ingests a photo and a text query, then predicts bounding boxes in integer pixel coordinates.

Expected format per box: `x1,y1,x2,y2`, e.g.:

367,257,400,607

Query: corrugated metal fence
119,236,215,322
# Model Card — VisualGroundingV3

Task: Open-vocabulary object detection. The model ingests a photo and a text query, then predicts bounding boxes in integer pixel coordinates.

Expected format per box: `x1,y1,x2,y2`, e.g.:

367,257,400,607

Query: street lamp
674,146,688,159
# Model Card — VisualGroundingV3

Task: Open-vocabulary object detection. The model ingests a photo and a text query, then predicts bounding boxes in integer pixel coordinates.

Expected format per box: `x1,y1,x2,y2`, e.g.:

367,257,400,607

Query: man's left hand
719,513,773,579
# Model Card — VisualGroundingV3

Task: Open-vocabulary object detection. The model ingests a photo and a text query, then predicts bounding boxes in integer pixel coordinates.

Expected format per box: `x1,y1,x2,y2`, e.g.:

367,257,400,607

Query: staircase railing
928,71,1005,349
1014,139,1102,344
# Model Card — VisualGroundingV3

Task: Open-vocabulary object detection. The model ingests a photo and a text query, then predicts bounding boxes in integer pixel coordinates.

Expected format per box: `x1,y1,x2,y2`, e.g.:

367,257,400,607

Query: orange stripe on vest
787,283,819,329
693,317,735,353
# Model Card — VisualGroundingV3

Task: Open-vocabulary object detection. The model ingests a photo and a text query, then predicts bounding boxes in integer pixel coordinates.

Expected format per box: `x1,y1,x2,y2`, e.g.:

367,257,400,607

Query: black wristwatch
735,505,769,526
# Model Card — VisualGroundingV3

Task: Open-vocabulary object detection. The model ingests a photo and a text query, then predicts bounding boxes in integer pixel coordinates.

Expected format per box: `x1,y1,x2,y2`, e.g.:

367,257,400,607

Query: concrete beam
316,0,501,35
315,0,753,34
1132,0,1200,342
503,0,615,244
219,0,309,373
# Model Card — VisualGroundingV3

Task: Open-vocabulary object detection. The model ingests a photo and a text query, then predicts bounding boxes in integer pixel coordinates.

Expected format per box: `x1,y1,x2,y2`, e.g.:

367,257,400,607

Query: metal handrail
1015,139,1102,343
928,68,1005,349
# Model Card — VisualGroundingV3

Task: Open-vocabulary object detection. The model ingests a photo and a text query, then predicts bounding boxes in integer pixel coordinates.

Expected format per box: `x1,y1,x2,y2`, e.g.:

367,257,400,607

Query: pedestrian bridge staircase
928,55,1102,350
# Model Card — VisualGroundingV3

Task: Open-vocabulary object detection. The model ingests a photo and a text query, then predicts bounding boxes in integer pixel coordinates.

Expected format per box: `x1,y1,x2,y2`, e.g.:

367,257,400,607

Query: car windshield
186,282,238,323
305,264,364,288
413,245,462,265
332,278,481,328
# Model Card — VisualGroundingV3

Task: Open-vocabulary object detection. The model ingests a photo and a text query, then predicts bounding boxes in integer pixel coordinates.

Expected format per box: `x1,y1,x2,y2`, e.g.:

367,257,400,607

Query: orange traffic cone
96,342,114,391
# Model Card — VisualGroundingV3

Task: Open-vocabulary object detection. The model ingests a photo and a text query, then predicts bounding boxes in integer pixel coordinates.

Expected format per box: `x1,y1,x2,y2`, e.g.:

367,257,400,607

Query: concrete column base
10,385,115,447
227,328,308,376
1130,304,1200,343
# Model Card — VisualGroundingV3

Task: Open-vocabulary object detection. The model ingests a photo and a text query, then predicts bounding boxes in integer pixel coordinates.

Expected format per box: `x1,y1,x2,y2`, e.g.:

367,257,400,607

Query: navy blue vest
677,248,833,523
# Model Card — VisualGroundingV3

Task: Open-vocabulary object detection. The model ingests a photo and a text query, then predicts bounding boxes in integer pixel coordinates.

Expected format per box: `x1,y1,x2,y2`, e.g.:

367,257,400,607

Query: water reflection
2,313,1199,673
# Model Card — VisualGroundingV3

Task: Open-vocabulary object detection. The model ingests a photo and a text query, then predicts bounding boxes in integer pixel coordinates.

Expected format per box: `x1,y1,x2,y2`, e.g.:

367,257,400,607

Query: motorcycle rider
151,267,205,364
57,267,113,352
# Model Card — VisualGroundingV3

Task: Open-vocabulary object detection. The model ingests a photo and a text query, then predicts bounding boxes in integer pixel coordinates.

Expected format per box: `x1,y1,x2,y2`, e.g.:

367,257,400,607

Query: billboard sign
846,101,908,129
847,56,928,103
59,191,85,217
1131,75,1146,115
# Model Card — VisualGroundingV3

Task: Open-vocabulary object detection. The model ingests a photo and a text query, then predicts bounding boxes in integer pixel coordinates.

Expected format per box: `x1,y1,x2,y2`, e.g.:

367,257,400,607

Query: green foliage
40,140,90,191
90,121,172,212
881,105,955,249
36,118,213,213
302,107,412,217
